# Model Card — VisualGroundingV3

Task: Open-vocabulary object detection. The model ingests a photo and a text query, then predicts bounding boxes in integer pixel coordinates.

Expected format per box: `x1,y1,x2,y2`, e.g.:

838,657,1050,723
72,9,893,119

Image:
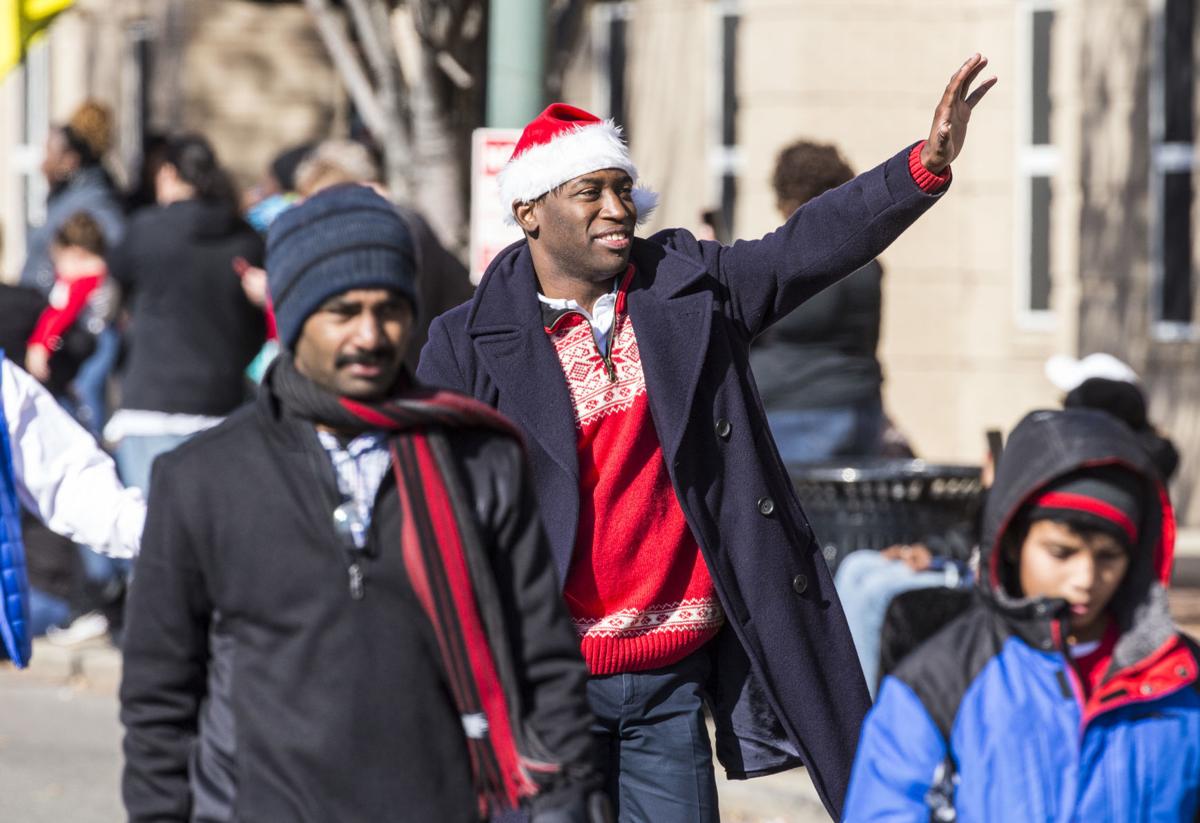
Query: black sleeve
470,438,603,817
120,457,213,821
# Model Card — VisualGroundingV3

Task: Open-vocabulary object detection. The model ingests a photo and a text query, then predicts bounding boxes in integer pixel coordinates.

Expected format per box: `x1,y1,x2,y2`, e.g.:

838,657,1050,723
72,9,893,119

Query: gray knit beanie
266,183,417,349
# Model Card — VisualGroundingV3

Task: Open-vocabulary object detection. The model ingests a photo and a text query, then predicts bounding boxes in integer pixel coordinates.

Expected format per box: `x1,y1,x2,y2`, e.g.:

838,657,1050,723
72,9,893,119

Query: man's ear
514,200,539,234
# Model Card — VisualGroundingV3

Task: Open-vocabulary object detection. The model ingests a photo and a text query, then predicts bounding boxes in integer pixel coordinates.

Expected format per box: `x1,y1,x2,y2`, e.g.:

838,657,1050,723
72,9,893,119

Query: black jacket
109,200,265,416
750,259,883,411
120,386,597,822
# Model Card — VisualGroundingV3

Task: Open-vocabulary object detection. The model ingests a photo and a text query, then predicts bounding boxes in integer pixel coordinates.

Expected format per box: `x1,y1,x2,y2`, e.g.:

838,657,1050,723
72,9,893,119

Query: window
706,0,739,243
1151,0,1196,334
1016,1,1059,324
590,2,632,133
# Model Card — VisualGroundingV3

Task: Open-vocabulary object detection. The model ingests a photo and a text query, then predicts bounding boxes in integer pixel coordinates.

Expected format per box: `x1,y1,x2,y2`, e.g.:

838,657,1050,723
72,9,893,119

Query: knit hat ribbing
266,184,417,349
497,103,658,225
1028,466,1144,547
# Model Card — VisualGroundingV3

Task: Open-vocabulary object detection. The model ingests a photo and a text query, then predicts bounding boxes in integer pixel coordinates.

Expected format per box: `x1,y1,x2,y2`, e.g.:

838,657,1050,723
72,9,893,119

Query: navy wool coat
418,144,945,817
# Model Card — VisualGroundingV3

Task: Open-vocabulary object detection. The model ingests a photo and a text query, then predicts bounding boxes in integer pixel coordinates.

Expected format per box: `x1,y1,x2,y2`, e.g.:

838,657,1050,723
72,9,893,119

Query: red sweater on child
28,272,105,352
545,267,724,675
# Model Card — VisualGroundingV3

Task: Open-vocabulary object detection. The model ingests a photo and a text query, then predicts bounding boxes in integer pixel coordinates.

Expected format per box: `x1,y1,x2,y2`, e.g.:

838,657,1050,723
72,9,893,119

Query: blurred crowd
0,99,473,644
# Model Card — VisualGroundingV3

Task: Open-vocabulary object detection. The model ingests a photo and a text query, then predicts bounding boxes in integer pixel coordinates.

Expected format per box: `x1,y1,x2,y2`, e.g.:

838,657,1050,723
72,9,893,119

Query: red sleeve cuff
908,141,952,193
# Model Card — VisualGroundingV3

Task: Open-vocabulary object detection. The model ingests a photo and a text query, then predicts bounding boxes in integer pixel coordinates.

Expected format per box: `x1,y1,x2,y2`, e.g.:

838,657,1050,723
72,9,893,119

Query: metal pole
486,0,547,127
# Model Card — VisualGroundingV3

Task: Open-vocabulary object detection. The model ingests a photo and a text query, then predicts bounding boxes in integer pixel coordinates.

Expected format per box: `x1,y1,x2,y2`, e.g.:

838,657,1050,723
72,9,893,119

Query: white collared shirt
2,358,145,558
315,430,391,550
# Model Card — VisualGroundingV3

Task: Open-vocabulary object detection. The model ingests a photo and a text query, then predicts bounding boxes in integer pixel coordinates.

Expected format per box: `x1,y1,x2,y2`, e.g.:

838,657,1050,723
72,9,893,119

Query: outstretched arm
2,358,144,558
714,54,996,340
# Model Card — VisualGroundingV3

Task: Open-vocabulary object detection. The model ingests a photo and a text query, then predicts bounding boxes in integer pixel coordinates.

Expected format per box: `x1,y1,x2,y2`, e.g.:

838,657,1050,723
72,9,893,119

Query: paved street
0,639,829,822
0,652,122,823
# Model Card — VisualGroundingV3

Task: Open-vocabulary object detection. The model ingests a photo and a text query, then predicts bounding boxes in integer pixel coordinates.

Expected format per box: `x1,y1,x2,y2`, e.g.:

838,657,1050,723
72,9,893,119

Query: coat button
792,574,808,595
1140,684,1154,696
715,418,732,440
757,497,775,516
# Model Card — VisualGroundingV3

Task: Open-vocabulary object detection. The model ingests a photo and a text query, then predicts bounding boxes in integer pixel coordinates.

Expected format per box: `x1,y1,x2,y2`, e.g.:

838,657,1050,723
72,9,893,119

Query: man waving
419,55,995,821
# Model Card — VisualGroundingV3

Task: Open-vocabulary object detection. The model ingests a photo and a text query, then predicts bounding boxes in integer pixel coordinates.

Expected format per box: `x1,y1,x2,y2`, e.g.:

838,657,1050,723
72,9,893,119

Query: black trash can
789,459,983,572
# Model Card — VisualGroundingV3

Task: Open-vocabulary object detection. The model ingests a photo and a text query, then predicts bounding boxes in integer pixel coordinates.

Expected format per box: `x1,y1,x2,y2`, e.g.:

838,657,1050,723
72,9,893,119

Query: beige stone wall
735,0,1076,464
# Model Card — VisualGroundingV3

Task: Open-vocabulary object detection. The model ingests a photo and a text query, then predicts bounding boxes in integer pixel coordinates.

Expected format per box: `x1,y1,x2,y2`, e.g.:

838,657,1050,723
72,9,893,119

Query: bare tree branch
303,0,389,138
344,0,398,97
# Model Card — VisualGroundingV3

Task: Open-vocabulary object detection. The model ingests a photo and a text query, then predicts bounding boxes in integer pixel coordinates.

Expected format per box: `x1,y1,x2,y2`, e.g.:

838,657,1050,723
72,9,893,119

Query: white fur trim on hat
497,120,658,225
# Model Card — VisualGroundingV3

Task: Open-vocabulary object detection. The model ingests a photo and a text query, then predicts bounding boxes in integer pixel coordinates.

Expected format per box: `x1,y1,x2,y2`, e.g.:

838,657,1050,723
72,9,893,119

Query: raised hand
920,54,997,174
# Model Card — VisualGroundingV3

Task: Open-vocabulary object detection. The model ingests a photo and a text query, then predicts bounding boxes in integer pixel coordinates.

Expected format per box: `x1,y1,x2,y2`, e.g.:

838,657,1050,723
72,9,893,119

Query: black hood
982,408,1176,673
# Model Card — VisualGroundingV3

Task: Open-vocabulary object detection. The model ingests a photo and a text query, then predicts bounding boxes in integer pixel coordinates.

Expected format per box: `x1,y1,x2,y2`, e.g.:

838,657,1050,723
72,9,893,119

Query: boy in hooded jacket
843,407,1200,821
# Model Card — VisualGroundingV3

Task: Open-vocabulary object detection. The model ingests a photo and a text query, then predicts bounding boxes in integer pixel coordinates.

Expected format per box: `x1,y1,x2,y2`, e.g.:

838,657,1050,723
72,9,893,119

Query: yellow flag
0,0,76,78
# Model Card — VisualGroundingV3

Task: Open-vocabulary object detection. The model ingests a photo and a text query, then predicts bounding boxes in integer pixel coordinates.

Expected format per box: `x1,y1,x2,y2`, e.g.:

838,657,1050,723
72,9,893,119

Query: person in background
123,133,169,214
19,101,127,437
0,354,145,667
750,140,886,464
20,100,125,295
243,142,311,233
24,212,109,387
103,134,265,493
1046,352,1180,482
843,408,1200,820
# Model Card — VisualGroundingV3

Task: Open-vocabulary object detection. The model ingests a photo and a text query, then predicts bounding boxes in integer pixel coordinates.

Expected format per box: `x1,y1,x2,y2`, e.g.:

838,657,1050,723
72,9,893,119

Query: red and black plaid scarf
269,356,539,814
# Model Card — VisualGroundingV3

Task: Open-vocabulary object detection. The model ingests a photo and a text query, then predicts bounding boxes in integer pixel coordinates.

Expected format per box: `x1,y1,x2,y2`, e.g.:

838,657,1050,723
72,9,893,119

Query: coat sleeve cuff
908,141,952,193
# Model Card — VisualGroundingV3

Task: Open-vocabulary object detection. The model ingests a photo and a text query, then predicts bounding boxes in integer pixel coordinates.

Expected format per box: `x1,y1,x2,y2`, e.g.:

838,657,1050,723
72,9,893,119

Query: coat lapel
467,244,580,482
626,240,712,464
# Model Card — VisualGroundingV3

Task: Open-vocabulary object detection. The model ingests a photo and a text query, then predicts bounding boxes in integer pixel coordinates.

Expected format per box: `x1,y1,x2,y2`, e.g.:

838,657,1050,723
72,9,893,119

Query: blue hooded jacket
843,408,1200,821
0,354,32,667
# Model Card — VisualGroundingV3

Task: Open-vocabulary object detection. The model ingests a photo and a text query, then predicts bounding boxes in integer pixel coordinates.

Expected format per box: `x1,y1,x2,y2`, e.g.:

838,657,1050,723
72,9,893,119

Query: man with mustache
120,184,606,822
418,55,995,821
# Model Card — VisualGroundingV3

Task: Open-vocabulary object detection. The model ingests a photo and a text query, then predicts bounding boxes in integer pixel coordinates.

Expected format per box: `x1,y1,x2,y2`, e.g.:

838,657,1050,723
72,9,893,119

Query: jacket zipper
598,318,616,383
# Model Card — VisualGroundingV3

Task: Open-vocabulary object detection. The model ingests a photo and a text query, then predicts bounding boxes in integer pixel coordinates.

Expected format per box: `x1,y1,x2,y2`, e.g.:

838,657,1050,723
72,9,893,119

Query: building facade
562,0,1200,523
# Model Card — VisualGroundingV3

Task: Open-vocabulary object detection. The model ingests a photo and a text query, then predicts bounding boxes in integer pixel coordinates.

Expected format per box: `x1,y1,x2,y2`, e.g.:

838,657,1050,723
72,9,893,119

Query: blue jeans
834,550,958,696
69,327,120,436
766,396,884,464
587,650,719,823
115,432,193,494
28,586,71,636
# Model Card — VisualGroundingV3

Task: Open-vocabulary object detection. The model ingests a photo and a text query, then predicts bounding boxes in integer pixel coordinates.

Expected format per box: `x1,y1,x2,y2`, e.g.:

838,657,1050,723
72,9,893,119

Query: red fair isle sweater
546,267,724,675
546,142,948,675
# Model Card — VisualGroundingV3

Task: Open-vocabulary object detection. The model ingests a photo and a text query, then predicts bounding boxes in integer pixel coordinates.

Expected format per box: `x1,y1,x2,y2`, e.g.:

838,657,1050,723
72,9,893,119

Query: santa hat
497,103,658,225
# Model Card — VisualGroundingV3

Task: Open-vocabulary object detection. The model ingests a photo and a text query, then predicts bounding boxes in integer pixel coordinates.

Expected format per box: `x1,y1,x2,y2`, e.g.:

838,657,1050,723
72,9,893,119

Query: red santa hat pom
497,103,658,225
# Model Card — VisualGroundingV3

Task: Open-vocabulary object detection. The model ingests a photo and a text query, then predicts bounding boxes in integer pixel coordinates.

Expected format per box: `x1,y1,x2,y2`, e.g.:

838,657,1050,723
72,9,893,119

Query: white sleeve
2,358,145,558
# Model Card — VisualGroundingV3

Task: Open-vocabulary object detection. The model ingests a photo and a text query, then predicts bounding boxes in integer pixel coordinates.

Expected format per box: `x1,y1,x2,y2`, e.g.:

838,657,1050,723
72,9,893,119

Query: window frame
1149,0,1198,340
1014,0,1061,331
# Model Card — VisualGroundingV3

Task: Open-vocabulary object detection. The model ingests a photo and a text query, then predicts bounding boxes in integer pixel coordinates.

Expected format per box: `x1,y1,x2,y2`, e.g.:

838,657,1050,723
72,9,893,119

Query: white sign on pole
469,128,524,284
